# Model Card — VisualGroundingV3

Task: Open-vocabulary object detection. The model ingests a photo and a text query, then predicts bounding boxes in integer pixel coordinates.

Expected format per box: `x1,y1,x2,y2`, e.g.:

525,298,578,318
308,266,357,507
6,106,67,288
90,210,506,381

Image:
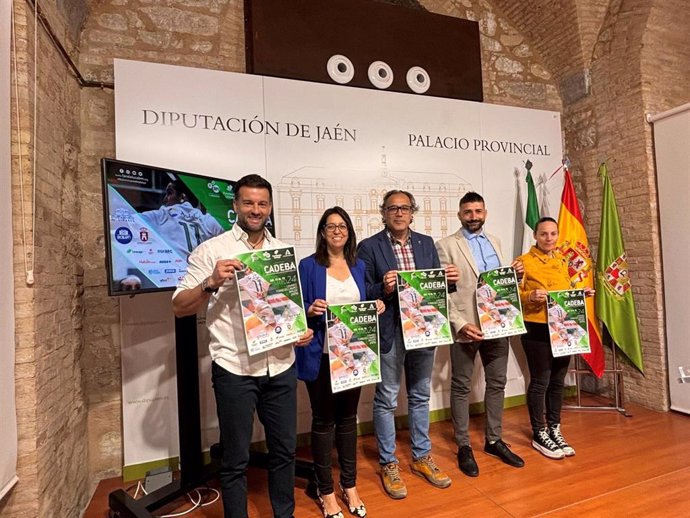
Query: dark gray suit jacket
357,229,441,354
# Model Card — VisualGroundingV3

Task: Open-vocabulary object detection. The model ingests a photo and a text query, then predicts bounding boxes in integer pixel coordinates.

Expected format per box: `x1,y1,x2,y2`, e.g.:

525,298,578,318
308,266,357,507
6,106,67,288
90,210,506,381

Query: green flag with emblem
595,164,644,372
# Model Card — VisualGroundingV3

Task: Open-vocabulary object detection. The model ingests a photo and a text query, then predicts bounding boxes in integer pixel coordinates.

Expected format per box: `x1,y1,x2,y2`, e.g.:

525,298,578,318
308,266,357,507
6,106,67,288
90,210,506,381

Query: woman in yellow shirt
518,217,593,460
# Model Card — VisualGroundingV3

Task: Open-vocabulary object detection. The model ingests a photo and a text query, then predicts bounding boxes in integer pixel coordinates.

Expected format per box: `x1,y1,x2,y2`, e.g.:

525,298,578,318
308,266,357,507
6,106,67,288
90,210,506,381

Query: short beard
237,218,266,234
463,220,484,232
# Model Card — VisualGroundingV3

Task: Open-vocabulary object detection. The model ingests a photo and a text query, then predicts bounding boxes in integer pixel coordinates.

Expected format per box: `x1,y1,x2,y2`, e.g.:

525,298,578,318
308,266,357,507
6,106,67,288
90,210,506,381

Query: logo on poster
115,227,133,244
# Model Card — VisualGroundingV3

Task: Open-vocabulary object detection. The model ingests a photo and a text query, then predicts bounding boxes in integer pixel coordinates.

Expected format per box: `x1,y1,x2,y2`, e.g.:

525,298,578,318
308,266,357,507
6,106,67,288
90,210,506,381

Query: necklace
247,236,264,249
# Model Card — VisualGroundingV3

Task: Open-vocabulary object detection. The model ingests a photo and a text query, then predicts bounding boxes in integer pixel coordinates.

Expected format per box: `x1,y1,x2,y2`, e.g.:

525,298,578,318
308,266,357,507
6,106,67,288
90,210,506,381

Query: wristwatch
201,277,218,294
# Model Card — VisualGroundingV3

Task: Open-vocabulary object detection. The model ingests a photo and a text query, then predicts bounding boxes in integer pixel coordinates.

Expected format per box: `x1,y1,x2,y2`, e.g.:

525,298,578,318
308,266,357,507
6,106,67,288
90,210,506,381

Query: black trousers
521,323,571,434
305,354,362,495
212,361,297,518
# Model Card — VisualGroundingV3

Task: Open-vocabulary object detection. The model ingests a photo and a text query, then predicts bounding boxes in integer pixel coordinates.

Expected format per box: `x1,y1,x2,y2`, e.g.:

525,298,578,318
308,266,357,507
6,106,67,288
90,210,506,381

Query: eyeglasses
324,223,349,233
385,205,413,214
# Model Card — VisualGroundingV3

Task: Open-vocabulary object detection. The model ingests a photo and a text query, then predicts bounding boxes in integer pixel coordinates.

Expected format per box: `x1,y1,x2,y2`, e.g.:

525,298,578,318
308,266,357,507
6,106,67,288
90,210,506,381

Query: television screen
101,158,274,296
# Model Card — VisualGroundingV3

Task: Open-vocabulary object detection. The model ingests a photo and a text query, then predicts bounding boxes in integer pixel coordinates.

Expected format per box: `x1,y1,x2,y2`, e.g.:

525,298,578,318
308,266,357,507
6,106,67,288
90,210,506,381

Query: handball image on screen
101,158,274,296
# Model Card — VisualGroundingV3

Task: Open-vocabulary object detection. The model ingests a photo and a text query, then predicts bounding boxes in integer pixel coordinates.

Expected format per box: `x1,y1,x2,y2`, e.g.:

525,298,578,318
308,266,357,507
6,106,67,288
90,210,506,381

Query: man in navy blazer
357,189,458,500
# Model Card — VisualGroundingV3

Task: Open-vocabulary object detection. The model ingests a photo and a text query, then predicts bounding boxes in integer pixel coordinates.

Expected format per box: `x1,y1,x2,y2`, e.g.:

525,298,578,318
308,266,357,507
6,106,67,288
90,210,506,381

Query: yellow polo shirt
518,246,572,324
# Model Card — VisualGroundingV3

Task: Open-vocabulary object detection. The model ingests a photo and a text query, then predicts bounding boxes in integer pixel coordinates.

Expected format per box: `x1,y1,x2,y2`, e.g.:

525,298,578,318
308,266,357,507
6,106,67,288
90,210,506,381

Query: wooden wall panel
245,0,483,101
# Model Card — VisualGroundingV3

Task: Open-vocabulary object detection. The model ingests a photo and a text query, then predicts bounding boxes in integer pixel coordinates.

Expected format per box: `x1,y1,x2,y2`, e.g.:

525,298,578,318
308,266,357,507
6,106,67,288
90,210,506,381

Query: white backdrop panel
114,59,563,468
651,105,690,414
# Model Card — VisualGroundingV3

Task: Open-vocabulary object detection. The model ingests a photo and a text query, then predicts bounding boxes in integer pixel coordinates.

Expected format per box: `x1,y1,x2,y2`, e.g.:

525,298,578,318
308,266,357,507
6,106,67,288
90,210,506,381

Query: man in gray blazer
435,191,525,477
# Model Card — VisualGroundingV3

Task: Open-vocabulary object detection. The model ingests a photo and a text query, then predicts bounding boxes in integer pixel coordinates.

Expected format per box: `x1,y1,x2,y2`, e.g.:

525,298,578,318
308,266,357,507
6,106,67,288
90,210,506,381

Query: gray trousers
449,337,509,447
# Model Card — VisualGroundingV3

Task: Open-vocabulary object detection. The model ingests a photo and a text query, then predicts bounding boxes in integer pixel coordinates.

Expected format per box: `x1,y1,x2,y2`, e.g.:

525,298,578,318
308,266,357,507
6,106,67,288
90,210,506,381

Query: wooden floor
85,401,690,517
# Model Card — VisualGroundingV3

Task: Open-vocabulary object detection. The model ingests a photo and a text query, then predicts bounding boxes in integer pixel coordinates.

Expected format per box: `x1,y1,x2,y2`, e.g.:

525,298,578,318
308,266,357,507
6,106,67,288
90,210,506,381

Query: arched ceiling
490,0,610,84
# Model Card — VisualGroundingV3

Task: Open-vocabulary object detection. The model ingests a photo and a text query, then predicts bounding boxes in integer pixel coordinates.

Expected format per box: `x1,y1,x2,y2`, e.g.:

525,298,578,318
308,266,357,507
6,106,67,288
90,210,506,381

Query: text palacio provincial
408,134,551,155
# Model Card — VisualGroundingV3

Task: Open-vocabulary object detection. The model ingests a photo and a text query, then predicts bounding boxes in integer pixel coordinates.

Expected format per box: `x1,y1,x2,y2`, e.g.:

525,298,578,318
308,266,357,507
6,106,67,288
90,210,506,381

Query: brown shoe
380,462,407,499
411,455,452,488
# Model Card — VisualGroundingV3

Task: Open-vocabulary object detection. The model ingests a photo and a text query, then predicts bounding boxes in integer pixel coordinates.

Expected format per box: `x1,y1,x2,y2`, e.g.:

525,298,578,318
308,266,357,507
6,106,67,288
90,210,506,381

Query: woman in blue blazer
297,206,383,518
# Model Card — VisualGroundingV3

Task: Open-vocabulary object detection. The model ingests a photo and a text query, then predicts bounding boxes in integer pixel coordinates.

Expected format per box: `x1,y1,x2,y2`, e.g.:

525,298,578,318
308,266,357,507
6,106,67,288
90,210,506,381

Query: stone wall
421,0,562,110
2,1,90,517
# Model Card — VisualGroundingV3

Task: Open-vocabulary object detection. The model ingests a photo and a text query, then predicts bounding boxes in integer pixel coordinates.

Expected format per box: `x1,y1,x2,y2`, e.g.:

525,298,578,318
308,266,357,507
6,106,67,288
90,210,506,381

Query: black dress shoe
484,439,525,468
457,445,479,477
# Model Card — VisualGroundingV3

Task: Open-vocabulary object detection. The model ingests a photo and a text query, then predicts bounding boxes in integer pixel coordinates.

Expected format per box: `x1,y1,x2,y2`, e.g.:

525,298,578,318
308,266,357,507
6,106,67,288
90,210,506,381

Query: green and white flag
235,246,307,355
476,266,526,339
397,268,453,350
547,289,590,357
327,301,381,393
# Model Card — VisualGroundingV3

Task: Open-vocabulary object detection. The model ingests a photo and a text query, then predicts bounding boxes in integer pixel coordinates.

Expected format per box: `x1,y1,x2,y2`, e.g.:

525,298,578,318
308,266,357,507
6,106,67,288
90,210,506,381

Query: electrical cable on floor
125,480,220,517
157,490,201,518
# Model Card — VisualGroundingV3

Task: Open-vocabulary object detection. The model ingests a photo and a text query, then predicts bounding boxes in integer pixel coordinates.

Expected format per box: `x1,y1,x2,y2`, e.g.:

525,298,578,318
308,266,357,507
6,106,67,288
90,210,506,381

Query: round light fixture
326,54,355,84
368,61,394,89
406,66,430,94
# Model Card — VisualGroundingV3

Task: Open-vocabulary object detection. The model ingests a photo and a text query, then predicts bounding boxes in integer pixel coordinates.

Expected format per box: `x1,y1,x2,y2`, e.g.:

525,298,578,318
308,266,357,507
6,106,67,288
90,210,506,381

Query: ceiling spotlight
406,66,430,94
327,54,355,84
368,61,394,89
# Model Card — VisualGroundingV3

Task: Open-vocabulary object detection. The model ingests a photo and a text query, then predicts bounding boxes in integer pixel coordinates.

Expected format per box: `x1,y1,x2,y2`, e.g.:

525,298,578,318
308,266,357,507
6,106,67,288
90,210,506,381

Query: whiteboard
651,103,690,414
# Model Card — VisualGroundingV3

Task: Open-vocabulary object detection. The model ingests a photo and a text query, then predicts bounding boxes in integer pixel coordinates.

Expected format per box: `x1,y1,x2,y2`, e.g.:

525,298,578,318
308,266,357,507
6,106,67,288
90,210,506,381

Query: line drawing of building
273,150,473,256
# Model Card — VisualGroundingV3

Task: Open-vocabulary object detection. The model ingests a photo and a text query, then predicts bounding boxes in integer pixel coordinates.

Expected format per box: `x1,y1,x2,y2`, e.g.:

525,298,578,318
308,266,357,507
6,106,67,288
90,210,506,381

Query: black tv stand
108,315,314,517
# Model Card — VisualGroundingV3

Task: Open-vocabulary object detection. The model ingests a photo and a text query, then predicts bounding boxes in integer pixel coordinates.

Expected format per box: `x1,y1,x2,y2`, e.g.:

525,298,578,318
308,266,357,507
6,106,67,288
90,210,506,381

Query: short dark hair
535,216,558,231
315,206,358,267
379,189,419,214
169,179,198,206
459,191,485,207
234,174,273,201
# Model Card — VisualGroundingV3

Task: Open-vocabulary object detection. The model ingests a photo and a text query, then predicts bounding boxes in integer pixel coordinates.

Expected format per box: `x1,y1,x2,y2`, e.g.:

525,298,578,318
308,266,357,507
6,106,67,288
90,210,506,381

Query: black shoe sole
483,449,525,468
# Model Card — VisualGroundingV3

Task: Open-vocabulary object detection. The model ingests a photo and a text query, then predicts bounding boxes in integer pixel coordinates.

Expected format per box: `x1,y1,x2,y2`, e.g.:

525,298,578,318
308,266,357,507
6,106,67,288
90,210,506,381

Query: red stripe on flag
582,316,605,378
557,169,606,378
560,170,584,222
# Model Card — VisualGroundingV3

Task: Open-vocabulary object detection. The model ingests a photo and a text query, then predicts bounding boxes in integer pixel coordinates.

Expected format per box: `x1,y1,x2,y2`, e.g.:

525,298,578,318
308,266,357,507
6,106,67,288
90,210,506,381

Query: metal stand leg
563,343,631,416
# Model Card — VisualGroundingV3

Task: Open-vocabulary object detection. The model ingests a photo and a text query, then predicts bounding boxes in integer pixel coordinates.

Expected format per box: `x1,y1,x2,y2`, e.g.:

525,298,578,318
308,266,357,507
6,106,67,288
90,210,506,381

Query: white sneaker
549,424,576,456
532,428,565,459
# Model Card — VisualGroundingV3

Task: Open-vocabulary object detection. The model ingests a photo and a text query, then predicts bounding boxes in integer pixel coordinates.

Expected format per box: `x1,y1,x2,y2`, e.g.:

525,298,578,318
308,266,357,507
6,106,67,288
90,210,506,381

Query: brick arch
489,0,609,84
641,0,690,117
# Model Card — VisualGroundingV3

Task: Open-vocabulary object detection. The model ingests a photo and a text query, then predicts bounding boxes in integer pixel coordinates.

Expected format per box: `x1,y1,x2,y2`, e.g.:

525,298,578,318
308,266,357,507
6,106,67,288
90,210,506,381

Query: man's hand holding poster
397,268,453,350
476,266,526,339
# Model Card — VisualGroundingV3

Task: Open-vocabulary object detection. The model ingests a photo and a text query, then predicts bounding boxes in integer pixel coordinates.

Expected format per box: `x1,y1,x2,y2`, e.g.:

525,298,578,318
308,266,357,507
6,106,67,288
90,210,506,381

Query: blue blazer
296,254,367,382
357,229,441,354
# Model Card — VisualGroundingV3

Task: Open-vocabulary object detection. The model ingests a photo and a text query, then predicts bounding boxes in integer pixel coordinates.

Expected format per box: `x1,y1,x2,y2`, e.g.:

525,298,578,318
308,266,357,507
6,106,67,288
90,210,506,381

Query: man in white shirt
172,174,312,518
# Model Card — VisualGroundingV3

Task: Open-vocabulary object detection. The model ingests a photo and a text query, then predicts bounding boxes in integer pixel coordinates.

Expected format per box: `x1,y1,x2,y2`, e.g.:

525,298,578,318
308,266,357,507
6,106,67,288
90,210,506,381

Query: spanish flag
556,166,605,377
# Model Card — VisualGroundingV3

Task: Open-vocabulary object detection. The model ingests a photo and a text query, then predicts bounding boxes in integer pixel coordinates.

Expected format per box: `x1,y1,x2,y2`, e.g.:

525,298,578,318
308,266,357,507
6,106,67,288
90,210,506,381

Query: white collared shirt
173,224,294,377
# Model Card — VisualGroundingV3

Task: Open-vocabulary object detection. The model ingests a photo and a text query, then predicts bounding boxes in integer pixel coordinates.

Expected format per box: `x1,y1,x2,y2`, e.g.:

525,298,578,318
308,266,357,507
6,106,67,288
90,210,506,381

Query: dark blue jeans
212,361,297,518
